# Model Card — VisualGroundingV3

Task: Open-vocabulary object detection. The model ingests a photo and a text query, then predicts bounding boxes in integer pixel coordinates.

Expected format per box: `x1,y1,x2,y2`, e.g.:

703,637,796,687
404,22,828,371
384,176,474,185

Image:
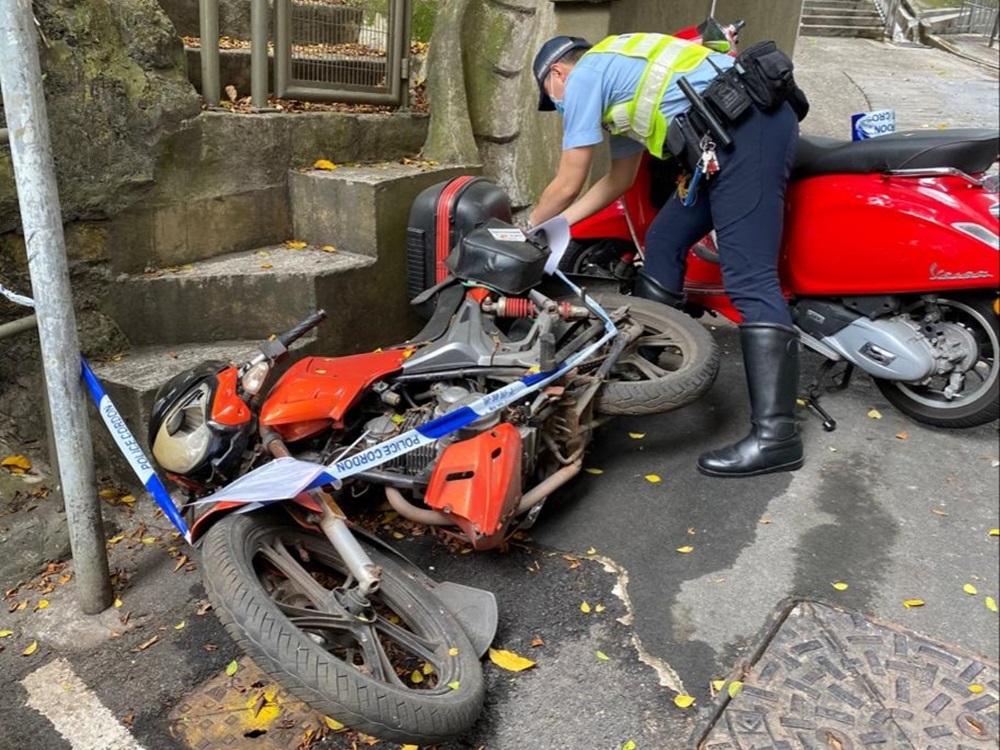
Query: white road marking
22,658,147,750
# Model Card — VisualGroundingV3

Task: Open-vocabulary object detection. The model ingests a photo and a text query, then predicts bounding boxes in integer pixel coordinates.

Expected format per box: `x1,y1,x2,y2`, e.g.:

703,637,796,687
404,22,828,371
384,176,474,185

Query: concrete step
290,162,478,258
801,13,883,26
107,243,376,347
799,24,885,38
802,0,872,8
802,6,883,17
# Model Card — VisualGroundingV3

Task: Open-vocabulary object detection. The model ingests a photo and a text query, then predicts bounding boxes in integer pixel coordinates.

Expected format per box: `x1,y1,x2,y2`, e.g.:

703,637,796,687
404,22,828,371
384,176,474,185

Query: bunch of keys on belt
699,134,720,178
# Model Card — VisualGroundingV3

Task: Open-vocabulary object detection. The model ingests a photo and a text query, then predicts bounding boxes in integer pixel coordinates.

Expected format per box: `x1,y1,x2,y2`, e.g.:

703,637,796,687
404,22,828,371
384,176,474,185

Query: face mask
552,98,565,115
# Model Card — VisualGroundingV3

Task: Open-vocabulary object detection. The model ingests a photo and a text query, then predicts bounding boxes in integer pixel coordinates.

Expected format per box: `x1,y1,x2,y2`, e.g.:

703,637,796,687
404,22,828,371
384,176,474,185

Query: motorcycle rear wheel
874,295,999,428
201,513,485,744
589,292,720,415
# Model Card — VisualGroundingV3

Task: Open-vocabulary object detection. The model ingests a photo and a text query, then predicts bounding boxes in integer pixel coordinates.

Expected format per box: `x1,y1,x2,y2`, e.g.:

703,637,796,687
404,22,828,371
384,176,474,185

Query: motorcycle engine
359,382,504,477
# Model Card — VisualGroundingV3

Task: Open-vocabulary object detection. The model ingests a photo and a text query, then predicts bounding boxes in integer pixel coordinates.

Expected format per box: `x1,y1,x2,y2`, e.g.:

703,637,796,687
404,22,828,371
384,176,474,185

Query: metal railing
197,0,412,109
958,0,1000,34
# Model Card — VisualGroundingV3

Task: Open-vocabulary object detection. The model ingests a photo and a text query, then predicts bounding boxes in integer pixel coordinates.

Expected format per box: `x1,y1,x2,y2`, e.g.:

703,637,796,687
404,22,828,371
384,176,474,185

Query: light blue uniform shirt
560,48,735,159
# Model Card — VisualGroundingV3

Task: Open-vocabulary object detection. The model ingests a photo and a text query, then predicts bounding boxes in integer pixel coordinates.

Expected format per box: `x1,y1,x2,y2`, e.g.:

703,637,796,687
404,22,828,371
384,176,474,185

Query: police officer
529,33,803,478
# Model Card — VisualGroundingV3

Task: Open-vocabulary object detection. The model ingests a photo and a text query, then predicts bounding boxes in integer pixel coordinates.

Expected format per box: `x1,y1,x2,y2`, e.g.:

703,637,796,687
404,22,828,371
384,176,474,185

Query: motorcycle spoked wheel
201,513,485,744
874,295,999,428
588,292,720,416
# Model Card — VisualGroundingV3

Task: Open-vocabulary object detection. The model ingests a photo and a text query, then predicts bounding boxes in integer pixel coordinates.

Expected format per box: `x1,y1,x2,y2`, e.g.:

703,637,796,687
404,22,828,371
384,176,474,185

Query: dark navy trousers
642,102,799,327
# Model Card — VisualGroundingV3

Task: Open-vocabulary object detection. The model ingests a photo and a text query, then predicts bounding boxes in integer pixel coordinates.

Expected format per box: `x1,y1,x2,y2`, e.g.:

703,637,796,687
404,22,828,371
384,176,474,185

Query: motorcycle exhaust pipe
384,460,584,529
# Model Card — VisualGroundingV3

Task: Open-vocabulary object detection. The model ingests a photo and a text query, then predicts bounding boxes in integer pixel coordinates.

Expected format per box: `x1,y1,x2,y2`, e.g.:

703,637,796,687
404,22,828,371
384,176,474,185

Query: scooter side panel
782,174,999,296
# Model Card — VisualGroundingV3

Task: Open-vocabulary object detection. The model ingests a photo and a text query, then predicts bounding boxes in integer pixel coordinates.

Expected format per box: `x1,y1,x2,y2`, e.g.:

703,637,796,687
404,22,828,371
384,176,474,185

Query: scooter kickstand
801,360,839,432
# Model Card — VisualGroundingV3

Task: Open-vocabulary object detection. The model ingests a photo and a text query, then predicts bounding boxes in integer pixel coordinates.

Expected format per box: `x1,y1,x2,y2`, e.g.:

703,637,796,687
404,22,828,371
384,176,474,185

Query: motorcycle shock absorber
490,297,589,320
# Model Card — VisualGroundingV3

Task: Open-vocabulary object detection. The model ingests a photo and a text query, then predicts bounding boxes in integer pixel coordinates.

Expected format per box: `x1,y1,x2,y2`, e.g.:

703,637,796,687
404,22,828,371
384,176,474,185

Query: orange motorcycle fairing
259,350,409,440
210,367,253,427
424,424,523,550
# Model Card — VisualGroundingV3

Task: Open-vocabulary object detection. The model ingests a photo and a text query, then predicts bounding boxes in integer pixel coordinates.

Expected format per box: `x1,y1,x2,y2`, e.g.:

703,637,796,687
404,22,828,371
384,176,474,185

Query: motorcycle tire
588,292,720,415
201,513,485,744
874,295,999,428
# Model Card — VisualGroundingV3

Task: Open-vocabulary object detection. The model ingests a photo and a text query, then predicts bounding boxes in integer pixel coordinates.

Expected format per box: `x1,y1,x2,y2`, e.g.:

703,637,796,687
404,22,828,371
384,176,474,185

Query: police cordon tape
2,282,193,542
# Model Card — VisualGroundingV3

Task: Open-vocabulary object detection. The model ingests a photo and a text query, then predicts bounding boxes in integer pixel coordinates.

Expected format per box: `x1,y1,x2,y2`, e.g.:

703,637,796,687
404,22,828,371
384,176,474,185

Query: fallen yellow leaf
903,599,925,609
0,630,13,638
969,684,985,694
595,604,606,613
284,240,308,250
99,488,119,499
676,546,694,554
324,716,345,731
447,681,461,690
410,670,423,684
225,660,239,676
644,474,662,483
580,601,592,613
628,432,646,439
832,582,849,591
140,536,156,545
314,159,338,171
174,621,185,630
586,547,596,555
728,681,744,698
1,455,31,471
260,263,273,269
895,431,908,440
964,584,978,595
867,408,882,419
990,529,999,537
392,531,405,539
674,694,696,709
488,648,536,672
621,741,636,750
584,468,604,475
34,599,49,611
321,245,338,253
987,597,998,613
120,495,136,505
401,746,419,750
114,598,123,609
448,647,459,656
22,640,38,656
711,680,725,693
596,651,609,661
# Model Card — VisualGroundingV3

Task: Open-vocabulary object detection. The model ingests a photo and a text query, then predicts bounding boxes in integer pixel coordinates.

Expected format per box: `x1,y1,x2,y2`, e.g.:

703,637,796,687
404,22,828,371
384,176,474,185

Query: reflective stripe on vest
587,34,712,158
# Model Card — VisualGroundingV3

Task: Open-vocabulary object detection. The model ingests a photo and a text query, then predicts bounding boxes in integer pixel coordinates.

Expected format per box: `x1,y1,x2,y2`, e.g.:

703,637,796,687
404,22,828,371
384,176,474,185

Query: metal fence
958,0,1000,34
275,0,412,105
197,0,413,109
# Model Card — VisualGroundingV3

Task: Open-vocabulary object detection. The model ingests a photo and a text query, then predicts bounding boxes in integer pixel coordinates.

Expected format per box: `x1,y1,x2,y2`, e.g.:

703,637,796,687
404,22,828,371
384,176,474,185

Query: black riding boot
697,323,803,477
633,272,684,310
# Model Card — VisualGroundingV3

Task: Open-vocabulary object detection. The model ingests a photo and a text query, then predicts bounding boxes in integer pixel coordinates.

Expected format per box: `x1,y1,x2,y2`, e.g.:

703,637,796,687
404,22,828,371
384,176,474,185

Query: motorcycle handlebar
277,309,327,347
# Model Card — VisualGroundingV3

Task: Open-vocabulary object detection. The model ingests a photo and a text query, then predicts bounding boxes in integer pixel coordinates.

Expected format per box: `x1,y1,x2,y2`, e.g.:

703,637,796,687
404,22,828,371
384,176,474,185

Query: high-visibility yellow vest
585,34,713,158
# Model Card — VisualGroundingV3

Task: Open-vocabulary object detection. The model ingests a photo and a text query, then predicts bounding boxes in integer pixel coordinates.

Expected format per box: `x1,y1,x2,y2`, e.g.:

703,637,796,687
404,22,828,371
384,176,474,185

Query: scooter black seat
791,129,999,181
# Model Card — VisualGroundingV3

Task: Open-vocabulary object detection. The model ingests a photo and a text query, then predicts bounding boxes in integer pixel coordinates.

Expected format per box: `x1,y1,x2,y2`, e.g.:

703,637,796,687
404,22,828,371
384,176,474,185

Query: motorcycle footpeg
427,581,498,658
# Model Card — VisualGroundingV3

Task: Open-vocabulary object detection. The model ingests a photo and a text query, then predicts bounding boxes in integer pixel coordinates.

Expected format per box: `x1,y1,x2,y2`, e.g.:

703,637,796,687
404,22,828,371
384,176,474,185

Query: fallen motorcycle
148,219,719,743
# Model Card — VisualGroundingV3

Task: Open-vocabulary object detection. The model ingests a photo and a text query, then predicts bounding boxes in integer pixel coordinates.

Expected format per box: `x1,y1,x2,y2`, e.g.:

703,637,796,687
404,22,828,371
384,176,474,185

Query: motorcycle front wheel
874,295,999,428
589,292,720,415
201,513,485,744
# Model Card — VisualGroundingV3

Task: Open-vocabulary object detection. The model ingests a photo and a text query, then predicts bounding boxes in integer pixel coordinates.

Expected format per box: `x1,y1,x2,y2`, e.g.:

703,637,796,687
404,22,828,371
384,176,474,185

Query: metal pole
251,0,268,108
990,10,999,47
0,313,37,339
199,0,221,106
0,0,113,614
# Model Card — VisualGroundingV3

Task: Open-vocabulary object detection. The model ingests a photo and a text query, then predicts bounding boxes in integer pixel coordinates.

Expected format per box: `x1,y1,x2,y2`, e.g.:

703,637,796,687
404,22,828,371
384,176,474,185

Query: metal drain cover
693,599,999,749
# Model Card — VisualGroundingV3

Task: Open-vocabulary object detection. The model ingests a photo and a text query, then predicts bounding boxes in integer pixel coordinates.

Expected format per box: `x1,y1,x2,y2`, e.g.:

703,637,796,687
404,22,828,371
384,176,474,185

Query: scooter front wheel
201,513,485,744
874,295,999,428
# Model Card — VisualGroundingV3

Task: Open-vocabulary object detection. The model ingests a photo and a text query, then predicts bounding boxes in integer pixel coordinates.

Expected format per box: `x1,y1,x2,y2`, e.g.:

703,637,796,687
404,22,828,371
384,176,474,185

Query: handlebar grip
277,309,327,347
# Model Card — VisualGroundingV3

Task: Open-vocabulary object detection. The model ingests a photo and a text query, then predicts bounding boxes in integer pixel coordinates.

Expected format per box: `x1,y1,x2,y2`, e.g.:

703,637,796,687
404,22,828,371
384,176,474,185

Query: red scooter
565,22,1000,429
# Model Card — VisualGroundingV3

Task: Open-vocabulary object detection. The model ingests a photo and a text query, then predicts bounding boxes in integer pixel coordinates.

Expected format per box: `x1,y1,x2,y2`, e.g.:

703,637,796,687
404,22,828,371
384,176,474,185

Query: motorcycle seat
791,129,999,181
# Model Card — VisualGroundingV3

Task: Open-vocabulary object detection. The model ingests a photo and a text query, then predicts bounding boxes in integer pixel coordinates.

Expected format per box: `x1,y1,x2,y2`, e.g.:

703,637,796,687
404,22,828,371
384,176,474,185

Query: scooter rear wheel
874,295,999,428
201,513,485,744
590,293,720,415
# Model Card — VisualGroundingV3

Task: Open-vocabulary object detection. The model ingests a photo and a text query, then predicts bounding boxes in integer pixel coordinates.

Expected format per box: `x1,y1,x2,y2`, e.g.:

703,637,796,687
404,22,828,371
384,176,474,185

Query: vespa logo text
929,263,993,281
